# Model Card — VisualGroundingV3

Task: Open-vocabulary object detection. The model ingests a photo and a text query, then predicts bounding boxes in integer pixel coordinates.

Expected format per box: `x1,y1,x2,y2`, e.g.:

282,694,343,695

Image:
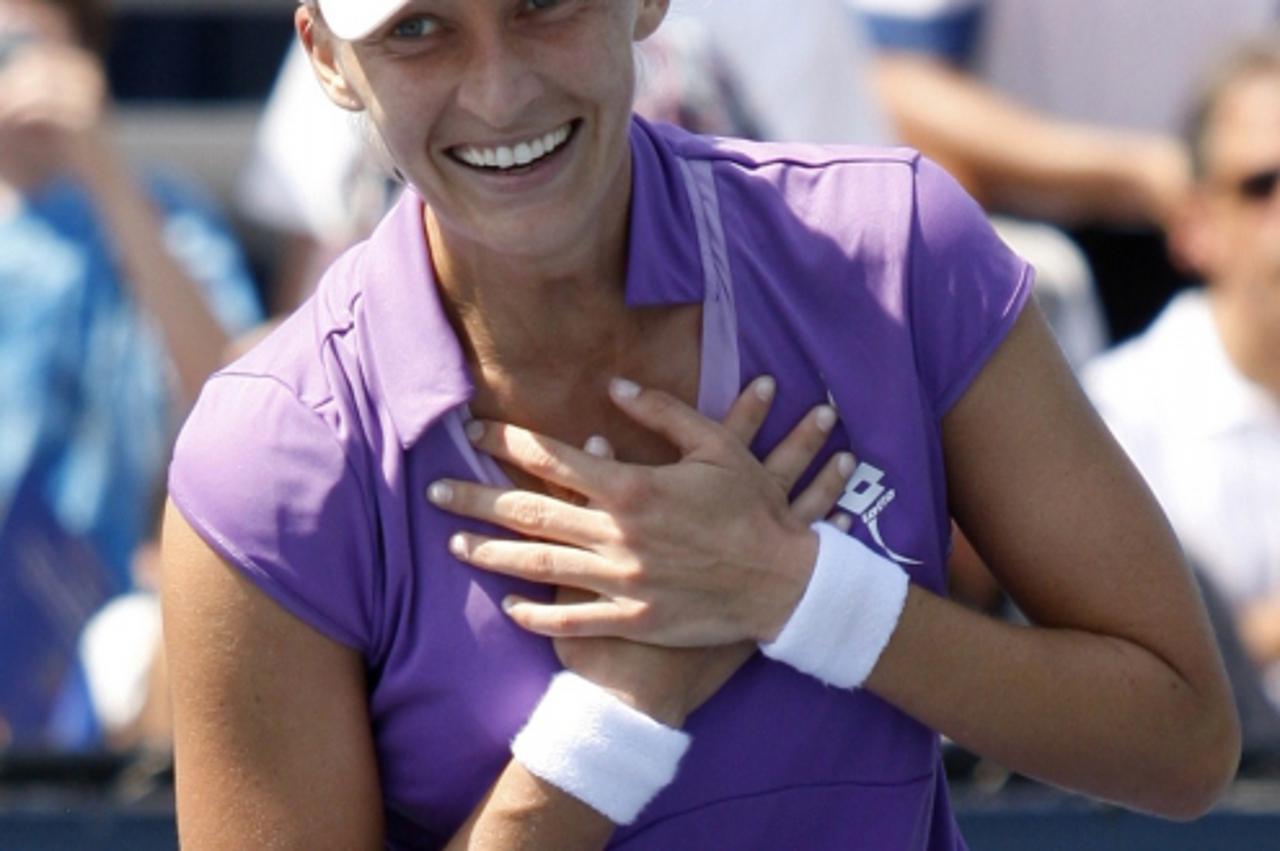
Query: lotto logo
837,461,922,566
838,462,890,516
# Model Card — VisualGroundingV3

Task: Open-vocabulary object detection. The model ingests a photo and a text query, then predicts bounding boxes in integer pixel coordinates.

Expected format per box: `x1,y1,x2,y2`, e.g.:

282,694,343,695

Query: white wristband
511,671,691,825
761,521,910,689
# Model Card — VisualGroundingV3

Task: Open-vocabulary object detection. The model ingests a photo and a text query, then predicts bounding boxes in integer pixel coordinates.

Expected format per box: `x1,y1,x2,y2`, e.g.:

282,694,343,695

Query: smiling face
300,0,668,269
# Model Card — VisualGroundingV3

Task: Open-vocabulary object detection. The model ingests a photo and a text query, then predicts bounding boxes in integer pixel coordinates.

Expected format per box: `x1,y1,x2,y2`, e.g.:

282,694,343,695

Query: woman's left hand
431,377,854,647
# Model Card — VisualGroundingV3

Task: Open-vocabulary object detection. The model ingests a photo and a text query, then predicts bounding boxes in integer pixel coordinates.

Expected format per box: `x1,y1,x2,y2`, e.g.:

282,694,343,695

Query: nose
455,29,545,129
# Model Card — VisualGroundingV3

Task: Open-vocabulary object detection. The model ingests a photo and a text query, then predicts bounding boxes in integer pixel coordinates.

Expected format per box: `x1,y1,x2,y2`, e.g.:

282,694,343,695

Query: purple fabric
169,116,1031,849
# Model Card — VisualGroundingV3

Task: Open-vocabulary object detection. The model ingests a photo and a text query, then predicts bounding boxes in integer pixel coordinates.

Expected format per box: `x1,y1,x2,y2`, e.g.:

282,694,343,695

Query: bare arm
74,137,233,408
162,505,385,849
436,305,1238,819
863,303,1237,818
165,502,622,850
871,53,1190,228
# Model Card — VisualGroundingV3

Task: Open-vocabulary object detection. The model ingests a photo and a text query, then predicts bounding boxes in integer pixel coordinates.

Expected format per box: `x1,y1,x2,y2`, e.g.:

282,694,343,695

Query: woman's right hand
550,377,853,726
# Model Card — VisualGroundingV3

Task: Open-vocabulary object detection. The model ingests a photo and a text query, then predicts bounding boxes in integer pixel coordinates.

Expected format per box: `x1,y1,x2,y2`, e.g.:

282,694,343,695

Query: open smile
448,121,580,173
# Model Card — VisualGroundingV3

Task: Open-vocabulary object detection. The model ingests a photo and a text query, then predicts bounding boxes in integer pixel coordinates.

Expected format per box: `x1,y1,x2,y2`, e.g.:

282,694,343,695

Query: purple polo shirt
169,116,1031,849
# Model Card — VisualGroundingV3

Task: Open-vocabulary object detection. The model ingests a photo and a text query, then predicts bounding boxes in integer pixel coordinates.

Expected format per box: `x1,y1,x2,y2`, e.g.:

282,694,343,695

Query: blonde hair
1185,33,1280,177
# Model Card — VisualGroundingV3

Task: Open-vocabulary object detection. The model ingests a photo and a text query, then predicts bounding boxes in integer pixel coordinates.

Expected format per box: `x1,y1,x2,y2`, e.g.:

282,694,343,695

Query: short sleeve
907,157,1033,416
847,0,984,65
167,374,377,653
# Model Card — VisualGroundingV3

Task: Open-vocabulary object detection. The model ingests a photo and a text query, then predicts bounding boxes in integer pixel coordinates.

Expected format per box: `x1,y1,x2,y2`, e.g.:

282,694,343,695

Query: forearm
872,55,1184,226
446,662,700,849
447,762,614,851
74,131,230,408
444,675,694,849
865,585,1238,818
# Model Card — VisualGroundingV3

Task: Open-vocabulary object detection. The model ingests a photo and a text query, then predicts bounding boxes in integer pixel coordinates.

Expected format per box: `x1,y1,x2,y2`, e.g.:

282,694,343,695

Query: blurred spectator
1083,35,1280,714
849,0,1277,341
631,13,759,138
662,0,890,145
235,41,394,316
0,0,260,748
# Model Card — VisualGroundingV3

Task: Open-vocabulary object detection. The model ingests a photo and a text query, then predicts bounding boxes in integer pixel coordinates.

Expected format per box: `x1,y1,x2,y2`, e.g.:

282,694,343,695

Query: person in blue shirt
0,0,261,748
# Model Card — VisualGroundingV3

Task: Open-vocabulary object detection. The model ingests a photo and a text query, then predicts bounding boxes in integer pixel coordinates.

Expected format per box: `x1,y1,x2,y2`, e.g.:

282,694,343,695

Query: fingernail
833,513,853,533
501,595,517,614
610,377,641,401
754,375,776,401
448,533,467,557
584,435,612,458
838,452,856,477
464,420,484,442
815,405,838,433
427,481,453,505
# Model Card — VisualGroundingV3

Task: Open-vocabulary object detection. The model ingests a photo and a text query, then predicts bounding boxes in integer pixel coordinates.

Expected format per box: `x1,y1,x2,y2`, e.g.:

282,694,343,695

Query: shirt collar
623,116,704,306
1162,291,1280,437
360,116,704,448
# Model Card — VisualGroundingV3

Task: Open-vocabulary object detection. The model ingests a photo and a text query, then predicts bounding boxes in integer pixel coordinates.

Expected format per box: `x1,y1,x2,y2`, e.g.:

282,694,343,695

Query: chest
368,297,954,843
466,305,703,490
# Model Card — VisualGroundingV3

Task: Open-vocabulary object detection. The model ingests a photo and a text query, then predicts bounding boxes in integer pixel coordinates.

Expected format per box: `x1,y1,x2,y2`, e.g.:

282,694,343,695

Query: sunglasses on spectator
1226,166,1280,203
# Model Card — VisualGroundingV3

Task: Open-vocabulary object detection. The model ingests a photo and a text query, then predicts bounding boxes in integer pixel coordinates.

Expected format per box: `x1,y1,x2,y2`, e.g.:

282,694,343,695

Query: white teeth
453,123,574,171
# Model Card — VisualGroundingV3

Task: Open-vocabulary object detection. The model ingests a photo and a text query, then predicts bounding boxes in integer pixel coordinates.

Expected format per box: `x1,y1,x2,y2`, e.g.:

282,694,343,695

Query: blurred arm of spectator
1241,595,1280,667
0,35,233,408
851,0,1191,228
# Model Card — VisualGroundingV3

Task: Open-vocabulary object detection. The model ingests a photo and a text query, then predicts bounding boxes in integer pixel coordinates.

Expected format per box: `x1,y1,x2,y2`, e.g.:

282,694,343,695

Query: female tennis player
162,1,1239,847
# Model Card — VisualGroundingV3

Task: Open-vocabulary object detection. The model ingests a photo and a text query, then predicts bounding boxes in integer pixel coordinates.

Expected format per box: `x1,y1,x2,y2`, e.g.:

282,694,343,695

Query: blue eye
391,16,440,38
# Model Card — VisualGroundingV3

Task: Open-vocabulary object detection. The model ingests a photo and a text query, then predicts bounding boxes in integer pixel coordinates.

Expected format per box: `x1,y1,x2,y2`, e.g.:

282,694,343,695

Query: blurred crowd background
4,0,1280,844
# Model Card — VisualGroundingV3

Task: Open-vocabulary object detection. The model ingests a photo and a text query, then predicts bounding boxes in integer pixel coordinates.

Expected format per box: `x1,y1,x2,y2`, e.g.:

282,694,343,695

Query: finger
449,532,617,592
790,452,857,525
427,479,610,545
583,434,615,459
721,376,776,446
580,437,617,508
608,378,727,458
830,512,854,534
501,595,630,639
763,405,840,491
466,420,617,501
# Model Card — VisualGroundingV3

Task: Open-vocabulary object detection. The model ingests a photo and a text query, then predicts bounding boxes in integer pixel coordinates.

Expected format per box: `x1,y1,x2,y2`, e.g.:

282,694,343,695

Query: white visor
309,0,413,42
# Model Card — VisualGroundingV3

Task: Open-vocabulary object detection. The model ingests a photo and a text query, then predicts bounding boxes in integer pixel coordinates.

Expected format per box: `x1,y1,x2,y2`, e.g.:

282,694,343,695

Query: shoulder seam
681,145,922,173
209,370,336,416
